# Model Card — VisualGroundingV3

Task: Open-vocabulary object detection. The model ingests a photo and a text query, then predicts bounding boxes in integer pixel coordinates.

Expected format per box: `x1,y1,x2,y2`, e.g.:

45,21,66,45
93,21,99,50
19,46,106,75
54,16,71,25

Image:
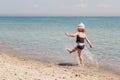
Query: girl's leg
66,47,78,54
77,49,84,67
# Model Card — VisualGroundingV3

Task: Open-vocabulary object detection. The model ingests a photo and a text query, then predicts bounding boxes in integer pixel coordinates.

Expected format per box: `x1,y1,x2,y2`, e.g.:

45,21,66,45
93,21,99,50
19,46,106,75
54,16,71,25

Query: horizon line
0,15,120,17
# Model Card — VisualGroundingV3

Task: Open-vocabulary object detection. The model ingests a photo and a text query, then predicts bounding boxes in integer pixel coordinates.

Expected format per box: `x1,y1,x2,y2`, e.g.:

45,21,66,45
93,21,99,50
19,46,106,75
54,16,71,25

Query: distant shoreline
0,16,120,18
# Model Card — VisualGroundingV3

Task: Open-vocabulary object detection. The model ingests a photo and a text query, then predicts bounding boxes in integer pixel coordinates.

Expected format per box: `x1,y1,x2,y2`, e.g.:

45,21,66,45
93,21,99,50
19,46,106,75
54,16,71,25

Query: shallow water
0,16,120,73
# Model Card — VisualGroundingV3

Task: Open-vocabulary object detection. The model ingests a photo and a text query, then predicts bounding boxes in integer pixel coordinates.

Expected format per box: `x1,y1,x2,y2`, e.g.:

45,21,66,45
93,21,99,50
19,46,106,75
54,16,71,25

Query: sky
0,0,119,16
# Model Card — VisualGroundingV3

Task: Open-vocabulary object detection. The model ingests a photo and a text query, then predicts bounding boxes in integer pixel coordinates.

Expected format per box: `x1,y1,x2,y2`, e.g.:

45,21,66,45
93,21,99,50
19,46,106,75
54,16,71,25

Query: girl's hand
65,32,69,36
90,45,93,48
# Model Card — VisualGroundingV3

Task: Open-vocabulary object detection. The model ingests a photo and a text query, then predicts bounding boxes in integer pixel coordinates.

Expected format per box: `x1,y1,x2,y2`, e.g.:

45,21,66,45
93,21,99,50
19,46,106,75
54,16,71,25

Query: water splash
83,47,99,68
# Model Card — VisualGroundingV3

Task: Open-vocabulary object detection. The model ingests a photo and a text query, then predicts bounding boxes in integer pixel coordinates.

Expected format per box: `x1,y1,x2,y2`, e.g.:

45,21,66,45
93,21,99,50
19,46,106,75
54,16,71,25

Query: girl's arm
85,34,93,48
65,32,78,37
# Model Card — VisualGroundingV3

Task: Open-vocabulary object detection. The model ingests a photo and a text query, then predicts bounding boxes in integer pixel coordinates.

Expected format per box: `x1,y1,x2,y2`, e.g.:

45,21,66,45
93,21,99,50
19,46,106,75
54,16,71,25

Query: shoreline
12,52,120,75
0,53,119,80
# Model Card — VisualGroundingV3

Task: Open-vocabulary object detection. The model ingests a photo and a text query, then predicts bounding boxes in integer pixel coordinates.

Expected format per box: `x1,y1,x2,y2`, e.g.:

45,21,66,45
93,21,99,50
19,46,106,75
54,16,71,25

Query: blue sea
0,16,120,73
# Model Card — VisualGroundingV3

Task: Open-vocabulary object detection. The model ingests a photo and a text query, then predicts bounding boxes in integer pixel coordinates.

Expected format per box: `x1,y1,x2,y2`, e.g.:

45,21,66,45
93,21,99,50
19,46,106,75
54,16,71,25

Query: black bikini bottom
77,45,85,50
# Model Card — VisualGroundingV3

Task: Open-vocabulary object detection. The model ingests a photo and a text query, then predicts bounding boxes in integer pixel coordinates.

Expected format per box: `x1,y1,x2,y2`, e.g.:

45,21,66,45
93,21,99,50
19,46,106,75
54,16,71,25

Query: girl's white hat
78,23,85,29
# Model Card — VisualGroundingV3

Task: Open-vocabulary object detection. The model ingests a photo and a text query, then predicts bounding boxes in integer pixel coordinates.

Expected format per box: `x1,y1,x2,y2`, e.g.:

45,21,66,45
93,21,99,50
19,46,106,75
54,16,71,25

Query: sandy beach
0,53,119,80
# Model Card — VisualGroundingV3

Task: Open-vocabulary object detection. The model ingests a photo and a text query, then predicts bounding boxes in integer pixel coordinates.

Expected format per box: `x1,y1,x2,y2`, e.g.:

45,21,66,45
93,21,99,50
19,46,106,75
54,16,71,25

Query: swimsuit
76,35,84,43
77,45,85,50
76,35,85,50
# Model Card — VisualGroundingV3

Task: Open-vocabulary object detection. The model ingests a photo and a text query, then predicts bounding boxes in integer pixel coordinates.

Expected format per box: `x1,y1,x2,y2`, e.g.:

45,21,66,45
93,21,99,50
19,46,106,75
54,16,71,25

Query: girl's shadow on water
58,63,78,66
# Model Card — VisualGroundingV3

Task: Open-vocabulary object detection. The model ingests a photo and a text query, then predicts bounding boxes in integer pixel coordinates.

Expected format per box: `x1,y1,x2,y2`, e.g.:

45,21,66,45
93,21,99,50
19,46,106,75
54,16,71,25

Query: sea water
0,16,120,73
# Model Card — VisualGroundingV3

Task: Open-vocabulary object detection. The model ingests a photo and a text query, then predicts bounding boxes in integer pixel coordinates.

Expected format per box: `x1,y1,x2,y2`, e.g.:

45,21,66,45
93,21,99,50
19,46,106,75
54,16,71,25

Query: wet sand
0,53,119,80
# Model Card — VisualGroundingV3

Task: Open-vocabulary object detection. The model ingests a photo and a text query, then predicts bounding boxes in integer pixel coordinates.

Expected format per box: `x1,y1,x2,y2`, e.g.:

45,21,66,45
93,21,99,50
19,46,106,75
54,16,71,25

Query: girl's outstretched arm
85,34,93,48
65,32,78,37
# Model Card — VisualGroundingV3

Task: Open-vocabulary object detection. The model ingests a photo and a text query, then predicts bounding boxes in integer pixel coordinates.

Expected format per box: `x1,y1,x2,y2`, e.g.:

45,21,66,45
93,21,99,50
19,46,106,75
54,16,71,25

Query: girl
65,23,93,66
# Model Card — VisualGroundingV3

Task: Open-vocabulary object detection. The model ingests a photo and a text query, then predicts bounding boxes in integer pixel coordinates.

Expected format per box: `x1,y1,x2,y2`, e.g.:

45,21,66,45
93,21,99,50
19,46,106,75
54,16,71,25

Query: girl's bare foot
78,63,84,67
81,63,84,67
66,48,72,54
